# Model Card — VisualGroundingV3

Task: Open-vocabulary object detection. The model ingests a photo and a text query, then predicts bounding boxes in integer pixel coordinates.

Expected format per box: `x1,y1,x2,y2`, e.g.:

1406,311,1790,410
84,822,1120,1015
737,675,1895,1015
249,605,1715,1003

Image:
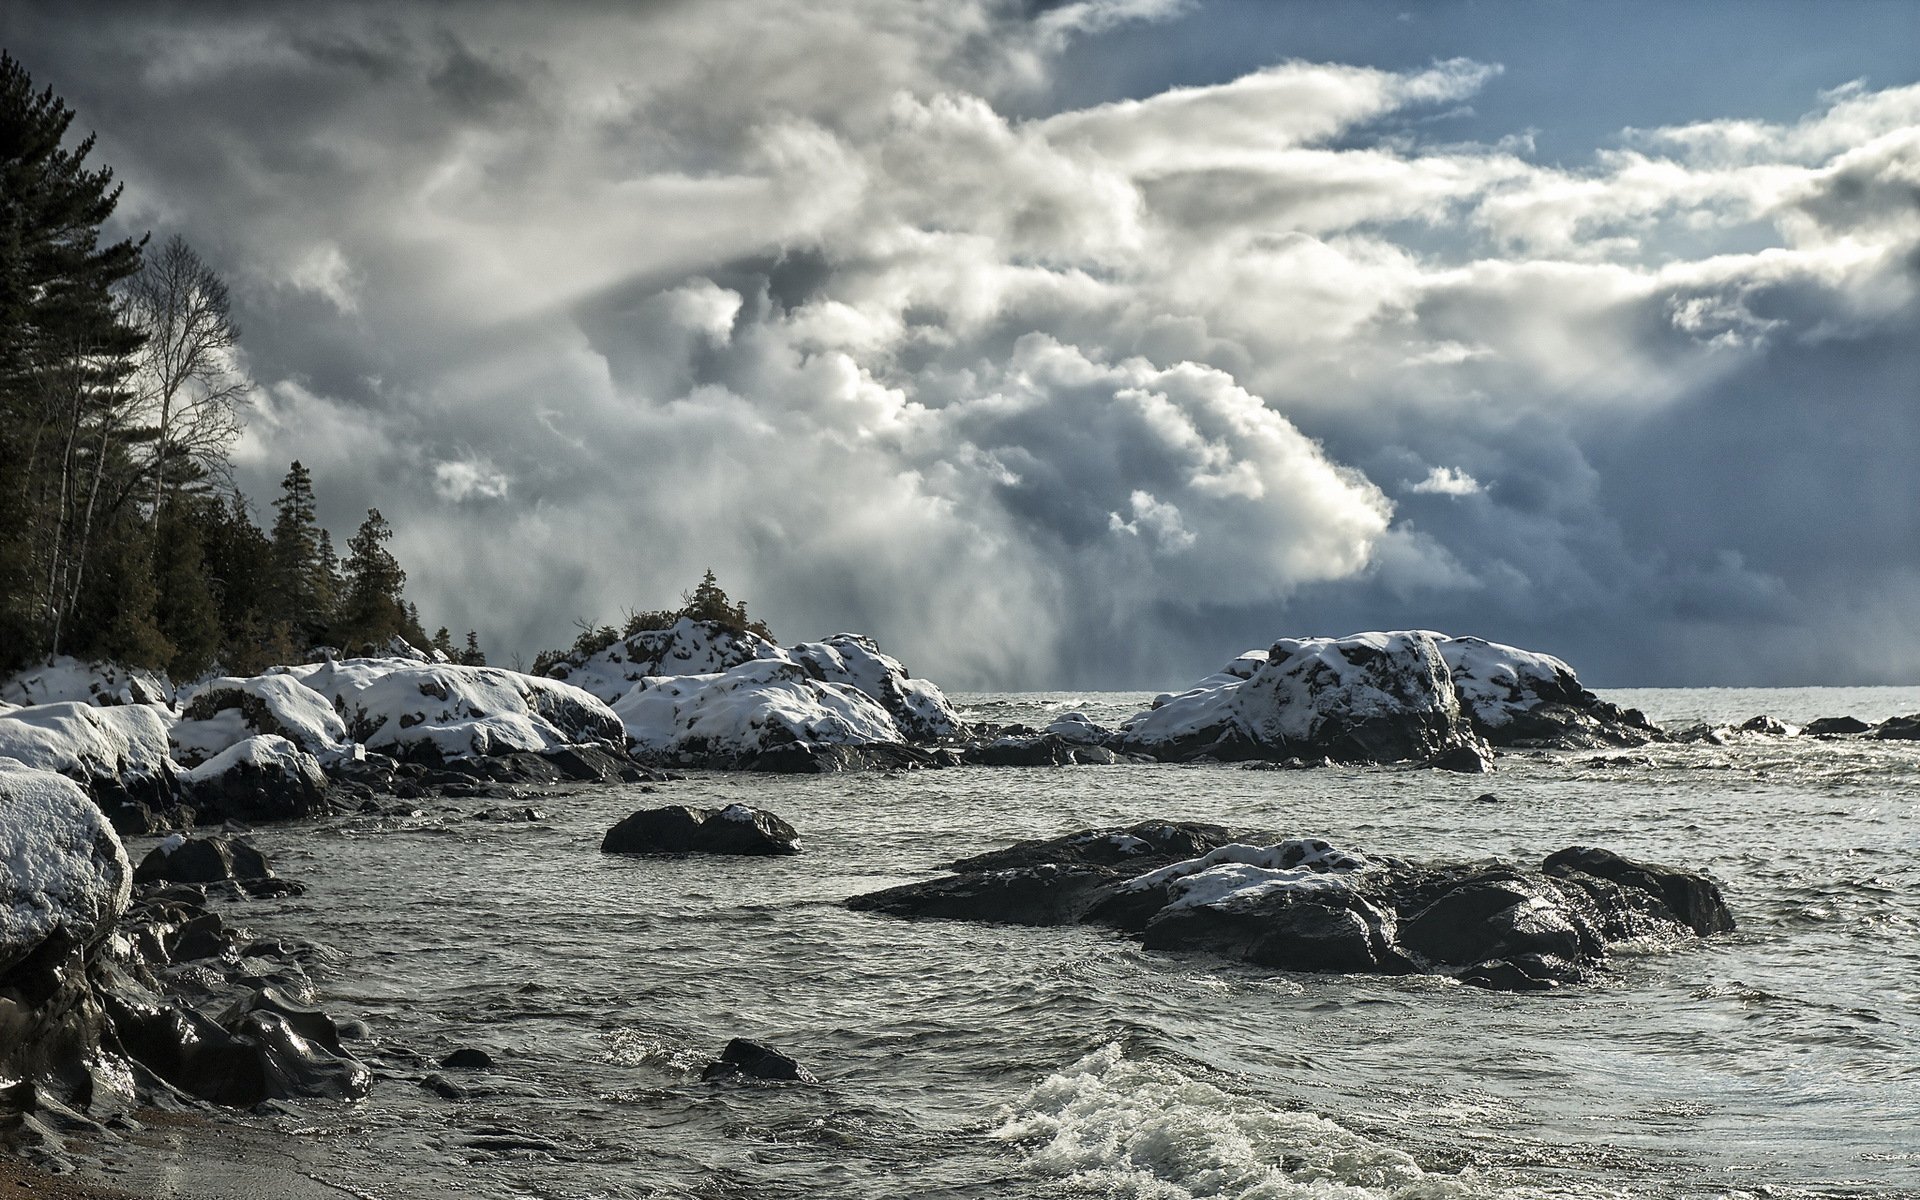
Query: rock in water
849,821,1733,991
133,835,276,886
1542,845,1736,936
701,1038,815,1082
1803,715,1871,736
601,804,800,855
1120,632,1492,765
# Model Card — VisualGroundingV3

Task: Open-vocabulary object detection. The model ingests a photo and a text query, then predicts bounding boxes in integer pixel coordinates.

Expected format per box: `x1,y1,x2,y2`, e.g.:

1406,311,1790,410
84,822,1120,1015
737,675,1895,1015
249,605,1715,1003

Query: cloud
10,2,1919,686
1409,467,1482,496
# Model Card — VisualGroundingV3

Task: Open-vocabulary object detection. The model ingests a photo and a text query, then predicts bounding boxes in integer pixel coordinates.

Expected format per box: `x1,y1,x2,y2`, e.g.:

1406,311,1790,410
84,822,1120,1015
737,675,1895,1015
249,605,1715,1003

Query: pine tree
0,52,148,665
460,630,486,667
268,461,328,647
152,498,222,676
337,508,407,653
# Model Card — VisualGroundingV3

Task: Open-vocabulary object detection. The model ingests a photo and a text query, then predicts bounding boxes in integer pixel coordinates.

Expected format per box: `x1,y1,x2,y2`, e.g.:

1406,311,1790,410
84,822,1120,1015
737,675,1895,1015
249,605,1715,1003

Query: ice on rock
287,658,622,760
546,617,783,703
0,761,133,975
614,659,905,761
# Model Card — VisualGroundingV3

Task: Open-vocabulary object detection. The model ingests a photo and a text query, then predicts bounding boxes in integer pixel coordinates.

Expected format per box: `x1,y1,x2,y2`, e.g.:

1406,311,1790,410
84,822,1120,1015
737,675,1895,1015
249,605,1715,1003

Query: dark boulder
1541,845,1735,935
1429,742,1494,773
182,738,329,823
733,741,936,773
850,863,1121,927
1804,715,1871,736
701,1038,815,1083
1738,715,1793,736
1872,714,1920,740
848,821,1733,992
601,804,799,856
440,1047,495,1071
133,835,274,886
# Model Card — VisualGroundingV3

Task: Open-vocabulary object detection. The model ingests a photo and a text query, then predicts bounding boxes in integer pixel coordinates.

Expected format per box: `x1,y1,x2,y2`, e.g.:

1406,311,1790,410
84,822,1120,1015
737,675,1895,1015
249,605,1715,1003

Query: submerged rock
849,821,1732,991
701,1038,816,1083
601,804,800,856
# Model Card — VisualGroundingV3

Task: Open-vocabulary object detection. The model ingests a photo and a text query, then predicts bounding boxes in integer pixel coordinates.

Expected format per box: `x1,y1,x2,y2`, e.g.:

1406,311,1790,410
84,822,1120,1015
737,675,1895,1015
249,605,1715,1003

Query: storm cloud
7,1,1916,686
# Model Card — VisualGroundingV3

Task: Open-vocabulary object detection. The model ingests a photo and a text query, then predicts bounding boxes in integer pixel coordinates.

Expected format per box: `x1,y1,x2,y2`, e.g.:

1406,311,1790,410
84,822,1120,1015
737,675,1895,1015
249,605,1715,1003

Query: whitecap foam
993,1042,1482,1199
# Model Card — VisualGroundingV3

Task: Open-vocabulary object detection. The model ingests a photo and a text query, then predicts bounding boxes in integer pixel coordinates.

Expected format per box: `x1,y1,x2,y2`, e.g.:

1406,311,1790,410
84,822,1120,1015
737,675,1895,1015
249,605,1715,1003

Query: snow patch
1125,840,1369,910
0,656,173,708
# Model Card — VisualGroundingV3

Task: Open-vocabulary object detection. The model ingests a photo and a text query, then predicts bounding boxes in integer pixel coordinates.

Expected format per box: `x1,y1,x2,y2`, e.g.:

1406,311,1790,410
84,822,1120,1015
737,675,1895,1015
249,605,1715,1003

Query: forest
0,52,478,676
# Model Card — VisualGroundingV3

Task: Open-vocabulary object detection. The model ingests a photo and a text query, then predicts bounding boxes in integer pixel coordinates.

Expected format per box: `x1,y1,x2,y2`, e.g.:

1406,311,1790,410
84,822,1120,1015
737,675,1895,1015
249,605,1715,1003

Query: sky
5,0,1917,688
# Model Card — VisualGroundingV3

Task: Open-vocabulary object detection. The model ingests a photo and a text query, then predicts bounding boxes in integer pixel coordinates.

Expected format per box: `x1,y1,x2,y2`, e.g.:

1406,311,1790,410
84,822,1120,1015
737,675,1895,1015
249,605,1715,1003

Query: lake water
110,687,1920,1199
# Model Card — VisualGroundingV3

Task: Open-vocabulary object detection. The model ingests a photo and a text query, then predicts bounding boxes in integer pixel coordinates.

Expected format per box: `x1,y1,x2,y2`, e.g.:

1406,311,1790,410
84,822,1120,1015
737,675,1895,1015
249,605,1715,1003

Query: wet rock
1803,715,1871,736
962,734,1119,767
848,821,1733,992
471,806,545,822
419,1073,469,1101
732,741,936,773
701,1038,815,1083
440,1047,495,1071
540,744,634,783
1872,714,1920,740
1541,845,1736,936
1738,715,1794,736
1429,742,1494,773
601,804,799,856
133,835,274,886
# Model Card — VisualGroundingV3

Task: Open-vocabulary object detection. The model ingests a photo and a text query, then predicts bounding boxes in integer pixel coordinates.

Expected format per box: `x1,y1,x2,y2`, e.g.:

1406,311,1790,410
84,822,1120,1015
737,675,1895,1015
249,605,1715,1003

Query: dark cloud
3,1,1916,687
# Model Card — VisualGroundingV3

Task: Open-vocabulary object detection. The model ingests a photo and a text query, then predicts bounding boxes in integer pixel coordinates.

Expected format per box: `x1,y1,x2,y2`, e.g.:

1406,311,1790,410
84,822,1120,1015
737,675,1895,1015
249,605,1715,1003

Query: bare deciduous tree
121,235,250,525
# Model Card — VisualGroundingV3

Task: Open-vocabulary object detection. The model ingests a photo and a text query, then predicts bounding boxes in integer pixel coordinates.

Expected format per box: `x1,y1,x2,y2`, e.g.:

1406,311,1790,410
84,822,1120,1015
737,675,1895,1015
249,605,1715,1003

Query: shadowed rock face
601,804,800,856
2,768,369,1130
849,821,1733,991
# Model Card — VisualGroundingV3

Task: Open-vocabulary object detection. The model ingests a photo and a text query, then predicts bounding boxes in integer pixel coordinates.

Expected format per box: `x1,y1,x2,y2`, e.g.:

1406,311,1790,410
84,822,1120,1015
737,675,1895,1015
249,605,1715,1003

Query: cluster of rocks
0,773,371,1164
1674,711,1920,745
847,820,1733,992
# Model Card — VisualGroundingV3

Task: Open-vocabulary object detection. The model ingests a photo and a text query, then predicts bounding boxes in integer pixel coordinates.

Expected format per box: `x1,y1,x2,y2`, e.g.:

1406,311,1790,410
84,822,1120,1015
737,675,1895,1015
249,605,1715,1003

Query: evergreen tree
0,52,147,664
152,497,222,676
268,461,328,647
337,508,407,652
431,626,454,658
460,630,486,667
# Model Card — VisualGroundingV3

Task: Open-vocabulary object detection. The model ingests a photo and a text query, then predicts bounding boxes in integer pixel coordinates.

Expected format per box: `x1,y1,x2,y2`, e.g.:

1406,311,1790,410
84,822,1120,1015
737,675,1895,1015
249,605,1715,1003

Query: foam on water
996,1043,1475,1199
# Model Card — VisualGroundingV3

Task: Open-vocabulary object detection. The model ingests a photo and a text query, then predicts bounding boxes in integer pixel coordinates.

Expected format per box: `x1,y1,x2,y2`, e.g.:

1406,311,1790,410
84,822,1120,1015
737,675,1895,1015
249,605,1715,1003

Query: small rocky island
850,820,1734,991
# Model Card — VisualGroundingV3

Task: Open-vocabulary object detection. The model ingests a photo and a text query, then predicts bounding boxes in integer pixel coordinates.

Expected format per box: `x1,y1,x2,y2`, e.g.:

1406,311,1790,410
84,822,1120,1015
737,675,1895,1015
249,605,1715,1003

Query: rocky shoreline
5,627,1915,1187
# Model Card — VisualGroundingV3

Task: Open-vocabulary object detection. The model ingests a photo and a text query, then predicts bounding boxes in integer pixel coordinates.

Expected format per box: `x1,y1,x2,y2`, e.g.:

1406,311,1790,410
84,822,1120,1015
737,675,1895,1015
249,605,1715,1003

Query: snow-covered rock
173,672,352,764
0,761,132,976
0,655,173,708
1121,632,1488,765
285,658,622,761
178,734,329,822
545,617,781,701
1438,635,1656,747
614,659,906,766
547,619,964,744
0,701,177,822
787,633,963,740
